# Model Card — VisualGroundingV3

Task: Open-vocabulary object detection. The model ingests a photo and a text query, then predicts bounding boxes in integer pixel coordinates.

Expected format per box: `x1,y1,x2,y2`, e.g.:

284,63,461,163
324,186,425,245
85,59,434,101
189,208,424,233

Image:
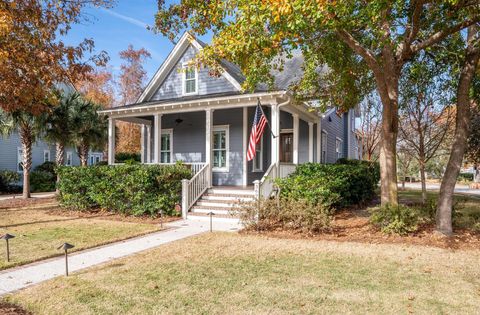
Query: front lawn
5,233,480,314
0,199,163,270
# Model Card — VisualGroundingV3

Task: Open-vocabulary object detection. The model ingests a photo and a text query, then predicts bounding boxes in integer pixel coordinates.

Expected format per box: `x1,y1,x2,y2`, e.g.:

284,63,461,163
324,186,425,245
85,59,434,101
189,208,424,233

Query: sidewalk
0,192,55,201
0,218,241,296
400,182,480,196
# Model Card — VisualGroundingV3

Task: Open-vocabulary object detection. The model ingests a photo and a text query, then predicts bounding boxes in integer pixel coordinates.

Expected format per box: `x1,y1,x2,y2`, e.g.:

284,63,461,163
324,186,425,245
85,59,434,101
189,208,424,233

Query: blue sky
64,1,211,81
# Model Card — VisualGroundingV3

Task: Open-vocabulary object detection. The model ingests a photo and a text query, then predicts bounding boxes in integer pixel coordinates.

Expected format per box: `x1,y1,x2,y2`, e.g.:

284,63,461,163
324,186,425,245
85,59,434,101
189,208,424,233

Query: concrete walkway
0,218,241,296
0,192,55,201
400,182,480,196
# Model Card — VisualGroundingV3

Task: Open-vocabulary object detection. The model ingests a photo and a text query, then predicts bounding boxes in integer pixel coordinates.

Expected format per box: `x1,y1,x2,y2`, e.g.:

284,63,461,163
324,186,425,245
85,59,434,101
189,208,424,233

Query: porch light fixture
1,233,15,262
58,242,75,276
175,118,183,125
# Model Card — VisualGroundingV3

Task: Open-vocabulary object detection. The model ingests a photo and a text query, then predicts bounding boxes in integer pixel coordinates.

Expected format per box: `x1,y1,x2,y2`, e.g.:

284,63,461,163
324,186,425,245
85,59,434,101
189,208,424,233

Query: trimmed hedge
57,164,192,216
115,152,141,163
277,160,380,210
0,170,20,193
31,161,57,192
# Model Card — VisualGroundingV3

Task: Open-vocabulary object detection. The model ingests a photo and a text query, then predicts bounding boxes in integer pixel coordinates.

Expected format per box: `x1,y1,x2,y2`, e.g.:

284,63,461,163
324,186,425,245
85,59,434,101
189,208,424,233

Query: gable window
213,125,229,172
253,136,263,172
183,65,197,95
321,131,327,164
43,150,50,162
17,147,23,172
66,152,73,166
336,138,343,160
161,129,173,163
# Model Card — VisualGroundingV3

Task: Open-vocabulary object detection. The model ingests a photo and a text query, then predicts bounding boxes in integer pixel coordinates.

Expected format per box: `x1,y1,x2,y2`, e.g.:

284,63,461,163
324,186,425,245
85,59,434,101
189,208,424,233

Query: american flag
247,101,268,161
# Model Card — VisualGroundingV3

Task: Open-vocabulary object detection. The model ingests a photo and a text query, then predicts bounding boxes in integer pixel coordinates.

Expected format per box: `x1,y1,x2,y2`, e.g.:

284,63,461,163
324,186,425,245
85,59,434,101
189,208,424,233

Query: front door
280,133,293,163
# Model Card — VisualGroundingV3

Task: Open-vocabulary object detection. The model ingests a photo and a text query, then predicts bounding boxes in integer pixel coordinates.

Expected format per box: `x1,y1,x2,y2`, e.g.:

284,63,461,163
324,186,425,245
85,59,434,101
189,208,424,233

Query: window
66,152,73,166
17,147,23,172
183,65,197,95
43,150,50,162
336,138,343,160
253,136,263,172
161,130,173,163
321,131,327,164
213,126,229,171
88,153,102,165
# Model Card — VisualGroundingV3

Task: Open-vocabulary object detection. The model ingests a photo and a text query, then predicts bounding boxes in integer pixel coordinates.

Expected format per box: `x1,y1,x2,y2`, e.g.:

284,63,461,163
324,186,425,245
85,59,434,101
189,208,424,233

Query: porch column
293,113,299,164
308,122,314,162
154,114,162,163
316,117,322,163
108,117,115,165
146,124,152,163
141,125,145,163
205,109,213,187
242,107,248,186
271,104,280,173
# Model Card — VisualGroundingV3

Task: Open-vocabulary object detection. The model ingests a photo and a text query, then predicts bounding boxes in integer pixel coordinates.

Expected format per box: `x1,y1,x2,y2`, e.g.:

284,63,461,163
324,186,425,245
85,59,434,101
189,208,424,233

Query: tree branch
336,29,380,72
411,18,480,54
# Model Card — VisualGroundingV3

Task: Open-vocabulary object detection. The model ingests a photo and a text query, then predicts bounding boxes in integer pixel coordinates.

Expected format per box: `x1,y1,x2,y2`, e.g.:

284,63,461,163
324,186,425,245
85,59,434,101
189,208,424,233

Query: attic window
183,64,197,95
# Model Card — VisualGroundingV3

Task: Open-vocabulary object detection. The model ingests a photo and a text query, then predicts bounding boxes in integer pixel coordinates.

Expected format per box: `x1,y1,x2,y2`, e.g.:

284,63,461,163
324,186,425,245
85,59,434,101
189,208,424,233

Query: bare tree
397,142,415,190
399,53,454,204
359,94,382,161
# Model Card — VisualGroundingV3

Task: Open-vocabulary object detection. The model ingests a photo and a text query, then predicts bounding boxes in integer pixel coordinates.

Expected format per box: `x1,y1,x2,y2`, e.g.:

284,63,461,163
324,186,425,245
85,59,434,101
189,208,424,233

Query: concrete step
187,213,241,225
191,208,233,216
196,201,240,208
207,188,255,196
192,205,242,212
201,194,255,202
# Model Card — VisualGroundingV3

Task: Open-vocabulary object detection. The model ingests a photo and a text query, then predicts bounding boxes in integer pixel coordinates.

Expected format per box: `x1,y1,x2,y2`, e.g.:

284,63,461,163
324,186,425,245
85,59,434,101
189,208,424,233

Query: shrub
458,173,474,182
277,160,380,210
115,152,141,163
239,198,333,233
30,162,57,192
0,170,20,192
369,204,419,235
57,164,192,216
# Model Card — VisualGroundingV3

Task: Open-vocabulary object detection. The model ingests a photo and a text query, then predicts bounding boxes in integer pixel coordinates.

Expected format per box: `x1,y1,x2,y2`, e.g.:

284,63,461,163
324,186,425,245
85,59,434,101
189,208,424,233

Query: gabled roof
136,32,243,103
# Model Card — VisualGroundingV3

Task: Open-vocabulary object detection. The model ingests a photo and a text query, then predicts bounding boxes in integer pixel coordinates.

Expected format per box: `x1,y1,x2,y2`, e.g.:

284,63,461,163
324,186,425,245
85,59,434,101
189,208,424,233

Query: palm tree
0,110,44,198
71,98,107,166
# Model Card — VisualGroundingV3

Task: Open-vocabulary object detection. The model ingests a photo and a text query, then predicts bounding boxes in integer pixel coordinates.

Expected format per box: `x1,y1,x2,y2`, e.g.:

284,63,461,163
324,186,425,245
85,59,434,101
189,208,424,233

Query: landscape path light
57,242,75,276
207,212,215,232
1,233,15,262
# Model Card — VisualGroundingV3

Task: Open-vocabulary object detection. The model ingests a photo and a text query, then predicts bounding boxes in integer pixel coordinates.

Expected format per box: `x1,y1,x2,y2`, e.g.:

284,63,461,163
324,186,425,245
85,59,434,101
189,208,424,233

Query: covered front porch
101,91,321,216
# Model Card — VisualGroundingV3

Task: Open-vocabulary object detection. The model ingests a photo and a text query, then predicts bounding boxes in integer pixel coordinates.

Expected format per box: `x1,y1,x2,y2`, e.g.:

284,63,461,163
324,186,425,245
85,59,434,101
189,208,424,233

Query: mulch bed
243,208,480,251
0,302,31,315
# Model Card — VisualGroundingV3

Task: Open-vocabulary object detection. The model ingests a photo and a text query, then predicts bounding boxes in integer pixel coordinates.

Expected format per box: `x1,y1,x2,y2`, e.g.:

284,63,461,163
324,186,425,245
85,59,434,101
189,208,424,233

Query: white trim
108,118,115,165
252,136,264,172
308,122,314,163
316,119,321,163
292,114,299,164
160,128,174,163
101,92,285,117
212,124,230,172
136,32,242,103
146,125,152,163
242,107,248,186
335,137,343,160
66,151,73,167
321,130,328,164
154,114,162,163
280,128,293,133
43,149,51,163
182,62,199,96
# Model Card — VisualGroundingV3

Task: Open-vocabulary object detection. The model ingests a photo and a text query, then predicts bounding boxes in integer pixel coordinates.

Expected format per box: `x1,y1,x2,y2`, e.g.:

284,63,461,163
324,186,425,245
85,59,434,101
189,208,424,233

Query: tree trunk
19,125,33,199
78,142,89,167
55,142,65,194
436,26,480,235
376,69,400,206
419,161,427,204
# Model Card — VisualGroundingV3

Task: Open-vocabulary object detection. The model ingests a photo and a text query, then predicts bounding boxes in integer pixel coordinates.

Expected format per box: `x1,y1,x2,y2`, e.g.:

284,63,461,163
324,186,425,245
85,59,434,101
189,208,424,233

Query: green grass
398,189,480,230
0,203,162,270
5,233,480,314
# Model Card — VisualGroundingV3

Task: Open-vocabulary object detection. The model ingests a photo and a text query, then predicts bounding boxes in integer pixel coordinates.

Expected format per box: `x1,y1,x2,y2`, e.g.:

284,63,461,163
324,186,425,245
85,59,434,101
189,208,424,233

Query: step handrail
181,163,210,219
253,162,277,200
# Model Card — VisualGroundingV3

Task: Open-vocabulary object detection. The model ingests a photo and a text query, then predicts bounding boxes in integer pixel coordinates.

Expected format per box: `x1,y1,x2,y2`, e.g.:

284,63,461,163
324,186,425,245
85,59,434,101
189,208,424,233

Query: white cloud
101,8,149,29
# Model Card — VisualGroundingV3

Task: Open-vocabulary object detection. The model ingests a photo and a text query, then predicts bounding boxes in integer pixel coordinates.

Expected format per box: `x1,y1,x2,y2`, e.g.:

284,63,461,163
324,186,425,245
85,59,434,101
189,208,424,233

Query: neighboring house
99,32,360,217
0,132,104,175
0,82,104,177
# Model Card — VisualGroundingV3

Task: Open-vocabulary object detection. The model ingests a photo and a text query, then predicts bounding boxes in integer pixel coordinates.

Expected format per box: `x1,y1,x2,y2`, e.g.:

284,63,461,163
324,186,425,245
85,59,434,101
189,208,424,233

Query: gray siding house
100,32,361,218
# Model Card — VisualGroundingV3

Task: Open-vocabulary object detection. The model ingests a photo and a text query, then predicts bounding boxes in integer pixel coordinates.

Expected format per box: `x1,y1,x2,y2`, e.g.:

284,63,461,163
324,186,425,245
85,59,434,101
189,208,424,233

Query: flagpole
257,98,277,138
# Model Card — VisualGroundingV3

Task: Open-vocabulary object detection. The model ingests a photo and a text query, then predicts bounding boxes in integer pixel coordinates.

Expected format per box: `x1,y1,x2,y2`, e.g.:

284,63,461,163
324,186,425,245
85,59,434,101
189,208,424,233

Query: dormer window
183,64,197,95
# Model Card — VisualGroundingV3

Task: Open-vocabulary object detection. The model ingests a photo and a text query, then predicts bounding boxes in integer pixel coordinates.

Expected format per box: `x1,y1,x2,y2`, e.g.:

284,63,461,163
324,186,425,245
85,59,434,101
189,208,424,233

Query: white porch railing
253,163,278,200
279,163,297,178
254,163,298,200
181,163,210,219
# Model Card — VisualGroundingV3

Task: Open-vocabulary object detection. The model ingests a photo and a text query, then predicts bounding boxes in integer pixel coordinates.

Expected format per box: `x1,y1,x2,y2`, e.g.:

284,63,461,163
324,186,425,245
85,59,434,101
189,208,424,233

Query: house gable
138,32,242,103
